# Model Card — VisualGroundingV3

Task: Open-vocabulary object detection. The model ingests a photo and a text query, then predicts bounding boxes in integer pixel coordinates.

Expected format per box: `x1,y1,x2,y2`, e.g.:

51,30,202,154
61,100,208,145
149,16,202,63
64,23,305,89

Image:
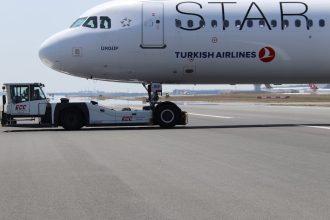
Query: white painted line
305,126,330,130
189,113,233,119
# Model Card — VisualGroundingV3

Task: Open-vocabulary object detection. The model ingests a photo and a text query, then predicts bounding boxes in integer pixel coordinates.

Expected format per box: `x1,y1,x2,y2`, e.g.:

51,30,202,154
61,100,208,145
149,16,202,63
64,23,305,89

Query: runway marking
305,126,330,130
189,113,233,119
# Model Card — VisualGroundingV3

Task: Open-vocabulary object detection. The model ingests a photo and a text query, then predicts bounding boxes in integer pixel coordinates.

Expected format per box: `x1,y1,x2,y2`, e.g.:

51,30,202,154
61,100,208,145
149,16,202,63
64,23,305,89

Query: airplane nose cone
39,29,74,71
39,42,50,65
39,38,61,70
39,29,85,76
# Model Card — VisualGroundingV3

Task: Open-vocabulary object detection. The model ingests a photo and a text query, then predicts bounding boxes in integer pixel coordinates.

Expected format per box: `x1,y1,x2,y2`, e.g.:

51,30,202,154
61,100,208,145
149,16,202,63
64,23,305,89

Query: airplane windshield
100,16,111,29
83,17,98,28
70,17,87,28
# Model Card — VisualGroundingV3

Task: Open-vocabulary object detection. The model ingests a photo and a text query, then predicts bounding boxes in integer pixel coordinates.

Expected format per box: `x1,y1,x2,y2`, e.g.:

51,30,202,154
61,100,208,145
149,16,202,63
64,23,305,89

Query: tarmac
1,102,330,220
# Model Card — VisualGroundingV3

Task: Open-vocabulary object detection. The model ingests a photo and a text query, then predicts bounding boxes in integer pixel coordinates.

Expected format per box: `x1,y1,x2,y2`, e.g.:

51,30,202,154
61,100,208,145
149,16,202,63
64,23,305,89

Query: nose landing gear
142,83,188,128
142,83,162,109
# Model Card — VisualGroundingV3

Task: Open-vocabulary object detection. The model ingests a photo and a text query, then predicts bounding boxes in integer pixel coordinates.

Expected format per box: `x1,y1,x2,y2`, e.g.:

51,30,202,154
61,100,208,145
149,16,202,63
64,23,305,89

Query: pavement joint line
304,126,330,130
188,113,234,119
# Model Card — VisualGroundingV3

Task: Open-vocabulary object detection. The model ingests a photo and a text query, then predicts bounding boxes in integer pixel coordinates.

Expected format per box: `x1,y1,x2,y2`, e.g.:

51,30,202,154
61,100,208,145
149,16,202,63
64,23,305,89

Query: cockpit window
70,17,87,28
83,16,98,28
100,16,111,29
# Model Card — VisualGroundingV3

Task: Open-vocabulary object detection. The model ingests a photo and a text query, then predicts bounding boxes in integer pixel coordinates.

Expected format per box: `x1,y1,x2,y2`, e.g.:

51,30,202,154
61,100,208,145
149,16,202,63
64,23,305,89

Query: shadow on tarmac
3,123,330,133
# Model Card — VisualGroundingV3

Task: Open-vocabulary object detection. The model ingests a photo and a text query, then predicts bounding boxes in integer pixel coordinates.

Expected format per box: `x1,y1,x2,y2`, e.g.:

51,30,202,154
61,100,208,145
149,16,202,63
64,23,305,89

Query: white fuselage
39,0,330,84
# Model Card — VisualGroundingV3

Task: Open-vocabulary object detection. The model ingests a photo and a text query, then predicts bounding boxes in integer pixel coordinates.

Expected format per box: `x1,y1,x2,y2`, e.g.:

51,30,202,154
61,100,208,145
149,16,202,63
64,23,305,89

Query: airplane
259,83,319,93
39,0,330,103
259,83,330,94
308,84,330,94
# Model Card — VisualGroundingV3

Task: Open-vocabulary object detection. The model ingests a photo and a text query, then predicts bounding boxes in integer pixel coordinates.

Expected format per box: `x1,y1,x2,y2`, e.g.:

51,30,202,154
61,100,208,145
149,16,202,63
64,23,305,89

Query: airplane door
141,2,166,49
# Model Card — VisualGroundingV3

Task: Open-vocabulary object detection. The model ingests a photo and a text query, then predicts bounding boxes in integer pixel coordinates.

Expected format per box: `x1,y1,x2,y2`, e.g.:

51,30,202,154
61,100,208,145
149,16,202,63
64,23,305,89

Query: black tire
154,102,181,129
1,112,7,126
61,109,84,130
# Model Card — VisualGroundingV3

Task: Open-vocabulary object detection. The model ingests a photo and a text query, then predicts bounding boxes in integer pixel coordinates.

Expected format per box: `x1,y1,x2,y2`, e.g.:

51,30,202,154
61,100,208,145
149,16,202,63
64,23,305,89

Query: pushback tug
1,83,187,130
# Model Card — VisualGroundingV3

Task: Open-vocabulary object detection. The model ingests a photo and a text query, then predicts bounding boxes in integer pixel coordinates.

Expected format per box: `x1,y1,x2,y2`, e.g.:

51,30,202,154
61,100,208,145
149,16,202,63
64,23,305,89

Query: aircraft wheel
61,109,84,131
155,102,181,129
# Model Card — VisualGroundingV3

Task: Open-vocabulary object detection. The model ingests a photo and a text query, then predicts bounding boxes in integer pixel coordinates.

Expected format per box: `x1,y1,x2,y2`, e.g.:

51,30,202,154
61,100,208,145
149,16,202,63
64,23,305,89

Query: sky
0,0,252,93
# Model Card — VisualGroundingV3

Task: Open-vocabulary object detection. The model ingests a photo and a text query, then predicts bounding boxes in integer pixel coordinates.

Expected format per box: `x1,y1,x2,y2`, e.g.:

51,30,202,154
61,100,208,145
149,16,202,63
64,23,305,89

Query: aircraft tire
154,102,181,129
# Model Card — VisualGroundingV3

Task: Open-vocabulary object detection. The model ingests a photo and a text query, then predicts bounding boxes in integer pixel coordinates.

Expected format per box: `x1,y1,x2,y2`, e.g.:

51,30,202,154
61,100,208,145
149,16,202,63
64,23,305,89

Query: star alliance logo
121,18,132,27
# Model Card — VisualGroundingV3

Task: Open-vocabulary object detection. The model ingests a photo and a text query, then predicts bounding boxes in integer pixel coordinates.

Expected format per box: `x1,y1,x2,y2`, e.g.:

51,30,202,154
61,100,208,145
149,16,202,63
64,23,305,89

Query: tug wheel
1,113,7,126
61,109,84,131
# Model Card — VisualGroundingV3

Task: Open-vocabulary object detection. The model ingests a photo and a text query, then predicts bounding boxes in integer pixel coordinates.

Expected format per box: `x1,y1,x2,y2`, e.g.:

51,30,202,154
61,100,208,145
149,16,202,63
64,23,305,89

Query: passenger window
30,86,46,101
188,20,194,28
10,86,29,104
247,20,253,28
308,19,313,28
283,19,289,28
175,19,182,27
100,16,111,29
224,20,229,28
259,20,265,27
295,19,301,27
319,19,325,27
271,20,277,28
211,20,217,28
235,20,241,28
83,16,98,28
200,20,205,28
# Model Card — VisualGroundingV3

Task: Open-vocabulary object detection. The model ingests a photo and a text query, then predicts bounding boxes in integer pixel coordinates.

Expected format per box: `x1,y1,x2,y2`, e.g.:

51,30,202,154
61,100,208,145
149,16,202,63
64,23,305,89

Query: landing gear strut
142,83,162,109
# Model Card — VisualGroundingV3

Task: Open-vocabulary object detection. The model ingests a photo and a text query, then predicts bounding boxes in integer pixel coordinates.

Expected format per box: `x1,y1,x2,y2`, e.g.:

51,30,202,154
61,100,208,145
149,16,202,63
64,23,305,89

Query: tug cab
1,83,50,126
3,83,48,117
